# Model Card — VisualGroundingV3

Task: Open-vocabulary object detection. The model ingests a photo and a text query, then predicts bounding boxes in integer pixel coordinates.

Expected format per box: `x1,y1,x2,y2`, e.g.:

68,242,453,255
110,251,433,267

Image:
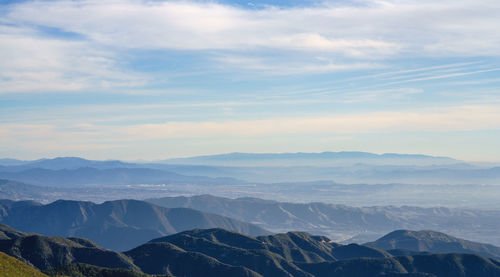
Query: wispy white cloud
1,0,500,92
5,0,500,55
0,25,147,93
3,1,401,56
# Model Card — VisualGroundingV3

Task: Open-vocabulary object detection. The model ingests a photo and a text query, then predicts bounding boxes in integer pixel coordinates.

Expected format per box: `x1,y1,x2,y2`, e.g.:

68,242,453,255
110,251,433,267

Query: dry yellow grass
0,251,48,277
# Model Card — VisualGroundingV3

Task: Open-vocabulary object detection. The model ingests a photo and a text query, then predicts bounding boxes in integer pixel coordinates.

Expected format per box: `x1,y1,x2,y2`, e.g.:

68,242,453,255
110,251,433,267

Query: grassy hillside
0,251,48,277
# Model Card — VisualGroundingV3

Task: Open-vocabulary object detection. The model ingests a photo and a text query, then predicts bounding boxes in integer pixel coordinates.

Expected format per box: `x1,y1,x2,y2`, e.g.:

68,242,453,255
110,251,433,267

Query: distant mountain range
3,164,500,186
0,158,29,166
1,152,461,168
0,167,243,187
0,199,269,251
0,157,132,170
1,224,499,277
162,151,461,166
146,194,500,246
2,155,499,186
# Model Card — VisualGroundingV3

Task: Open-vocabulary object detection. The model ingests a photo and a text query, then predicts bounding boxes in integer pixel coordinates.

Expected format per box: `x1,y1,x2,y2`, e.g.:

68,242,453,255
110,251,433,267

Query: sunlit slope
0,251,48,277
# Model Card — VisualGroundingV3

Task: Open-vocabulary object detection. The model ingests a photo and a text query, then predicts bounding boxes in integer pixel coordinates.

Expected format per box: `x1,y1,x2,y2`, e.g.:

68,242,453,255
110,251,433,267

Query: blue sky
1,0,499,161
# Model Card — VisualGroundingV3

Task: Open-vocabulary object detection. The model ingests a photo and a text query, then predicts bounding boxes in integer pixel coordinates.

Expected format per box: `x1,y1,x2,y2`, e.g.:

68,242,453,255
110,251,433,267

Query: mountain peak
365,229,500,260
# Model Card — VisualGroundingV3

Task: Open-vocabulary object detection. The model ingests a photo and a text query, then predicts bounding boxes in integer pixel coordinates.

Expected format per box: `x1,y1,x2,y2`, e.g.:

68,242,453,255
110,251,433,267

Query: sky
0,0,499,161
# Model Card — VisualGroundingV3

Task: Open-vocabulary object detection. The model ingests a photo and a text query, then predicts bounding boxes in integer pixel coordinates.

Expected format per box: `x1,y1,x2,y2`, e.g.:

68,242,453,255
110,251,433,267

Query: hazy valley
2,153,500,249
1,154,500,276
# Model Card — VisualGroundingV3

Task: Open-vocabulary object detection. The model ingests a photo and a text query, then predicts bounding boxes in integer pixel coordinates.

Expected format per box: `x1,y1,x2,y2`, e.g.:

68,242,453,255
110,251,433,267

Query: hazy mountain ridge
146,194,500,245
0,157,133,171
3,176,500,212
0,167,244,187
0,179,52,202
0,199,269,251
156,164,500,185
163,152,460,167
2,155,499,186
1,153,460,169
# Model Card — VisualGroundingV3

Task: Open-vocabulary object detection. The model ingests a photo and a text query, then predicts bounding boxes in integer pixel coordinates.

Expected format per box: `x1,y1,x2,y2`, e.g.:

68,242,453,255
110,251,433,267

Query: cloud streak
2,105,499,142
3,1,400,55
5,0,500,56
1,0,500,92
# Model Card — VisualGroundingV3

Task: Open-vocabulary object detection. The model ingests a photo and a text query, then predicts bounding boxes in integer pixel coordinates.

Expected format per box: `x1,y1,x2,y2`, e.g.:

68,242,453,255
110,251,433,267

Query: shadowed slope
126,241,261,277
44,263,156,277
0,199,269,251
256,231,338,263
331,243,392,260
0,234,138,271
150,229,313,277
1,224,499,277
298,253,500,277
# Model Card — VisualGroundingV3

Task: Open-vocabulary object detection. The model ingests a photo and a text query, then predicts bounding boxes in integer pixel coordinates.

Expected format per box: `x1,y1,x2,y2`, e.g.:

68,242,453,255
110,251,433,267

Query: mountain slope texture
1,225,500,277
0,199,269,251
146,194,500,245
